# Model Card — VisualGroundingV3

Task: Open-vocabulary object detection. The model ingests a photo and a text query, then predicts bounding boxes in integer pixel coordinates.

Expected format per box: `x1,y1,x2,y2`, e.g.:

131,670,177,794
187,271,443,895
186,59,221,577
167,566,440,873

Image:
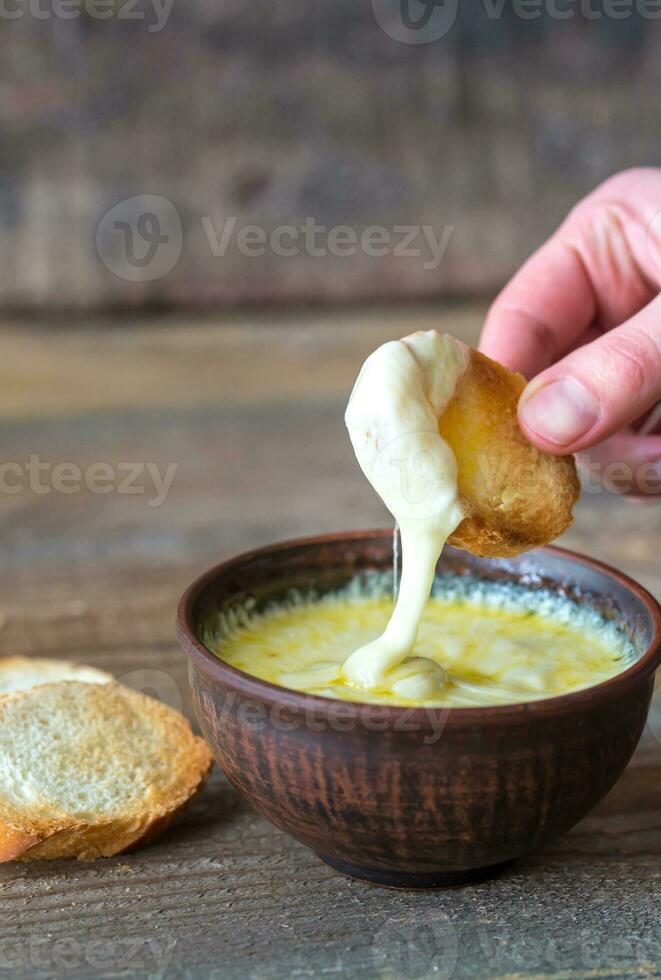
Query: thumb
518,295,661,454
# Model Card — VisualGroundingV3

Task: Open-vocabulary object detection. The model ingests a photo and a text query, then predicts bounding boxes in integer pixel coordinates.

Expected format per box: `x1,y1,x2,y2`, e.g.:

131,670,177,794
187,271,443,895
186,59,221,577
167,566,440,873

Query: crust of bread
439,348,580,557
0,656,113,695
0,682,213,861
0,825,42,861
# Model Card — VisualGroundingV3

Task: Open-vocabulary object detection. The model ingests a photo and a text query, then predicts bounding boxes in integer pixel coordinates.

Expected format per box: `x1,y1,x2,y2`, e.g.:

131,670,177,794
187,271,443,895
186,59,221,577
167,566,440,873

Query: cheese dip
209,576,634,708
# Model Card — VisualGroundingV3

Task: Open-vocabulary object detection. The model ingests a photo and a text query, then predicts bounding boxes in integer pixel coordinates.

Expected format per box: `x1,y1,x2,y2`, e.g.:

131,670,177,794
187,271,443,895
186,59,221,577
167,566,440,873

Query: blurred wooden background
3,2,661,313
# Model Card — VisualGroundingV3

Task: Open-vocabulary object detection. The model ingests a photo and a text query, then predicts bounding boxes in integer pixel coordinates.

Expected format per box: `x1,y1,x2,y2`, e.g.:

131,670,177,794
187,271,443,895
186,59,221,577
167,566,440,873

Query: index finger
480,235,597,379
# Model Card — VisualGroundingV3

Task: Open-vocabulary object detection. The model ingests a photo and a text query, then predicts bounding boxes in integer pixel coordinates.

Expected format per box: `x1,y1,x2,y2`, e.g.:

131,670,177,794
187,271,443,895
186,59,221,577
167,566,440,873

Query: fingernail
520,378,600,447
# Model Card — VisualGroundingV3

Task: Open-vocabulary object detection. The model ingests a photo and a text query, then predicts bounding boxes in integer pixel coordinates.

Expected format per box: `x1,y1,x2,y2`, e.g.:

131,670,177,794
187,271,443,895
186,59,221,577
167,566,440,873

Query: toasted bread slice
0,656,112,695
0,681,212,861
440,347,580,557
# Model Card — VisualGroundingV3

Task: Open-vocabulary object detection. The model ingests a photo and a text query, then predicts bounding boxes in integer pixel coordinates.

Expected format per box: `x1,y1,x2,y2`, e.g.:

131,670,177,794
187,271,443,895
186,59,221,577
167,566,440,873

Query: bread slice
0,656,112,696
440,347,580,557
0,681,212,861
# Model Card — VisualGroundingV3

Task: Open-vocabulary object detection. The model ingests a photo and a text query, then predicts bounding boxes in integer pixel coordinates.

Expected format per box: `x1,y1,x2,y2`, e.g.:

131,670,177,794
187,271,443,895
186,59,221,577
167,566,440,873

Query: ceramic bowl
177,531,661,889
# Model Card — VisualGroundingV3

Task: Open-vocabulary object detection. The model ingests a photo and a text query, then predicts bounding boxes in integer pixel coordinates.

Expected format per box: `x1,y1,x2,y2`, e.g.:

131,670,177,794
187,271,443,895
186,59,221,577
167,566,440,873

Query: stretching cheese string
343,330,469,699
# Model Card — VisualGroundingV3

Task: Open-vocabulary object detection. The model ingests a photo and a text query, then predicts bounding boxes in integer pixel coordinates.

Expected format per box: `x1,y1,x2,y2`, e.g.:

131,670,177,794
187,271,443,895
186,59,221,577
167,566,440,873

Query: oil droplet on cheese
343,330,469,695
213,590,632,708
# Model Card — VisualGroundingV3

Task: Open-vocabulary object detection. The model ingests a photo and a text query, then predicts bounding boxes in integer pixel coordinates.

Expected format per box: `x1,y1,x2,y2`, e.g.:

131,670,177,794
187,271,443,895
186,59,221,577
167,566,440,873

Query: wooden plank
2,11,661,311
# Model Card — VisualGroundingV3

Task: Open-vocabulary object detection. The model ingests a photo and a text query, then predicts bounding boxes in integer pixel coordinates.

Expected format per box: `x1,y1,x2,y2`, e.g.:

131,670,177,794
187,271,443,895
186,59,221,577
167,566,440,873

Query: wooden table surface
0,307,659,980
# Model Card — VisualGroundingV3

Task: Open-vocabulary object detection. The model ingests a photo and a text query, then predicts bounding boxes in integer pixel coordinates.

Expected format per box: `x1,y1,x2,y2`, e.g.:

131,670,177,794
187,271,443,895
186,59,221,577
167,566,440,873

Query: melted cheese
343,330,469,697
214,591,630,708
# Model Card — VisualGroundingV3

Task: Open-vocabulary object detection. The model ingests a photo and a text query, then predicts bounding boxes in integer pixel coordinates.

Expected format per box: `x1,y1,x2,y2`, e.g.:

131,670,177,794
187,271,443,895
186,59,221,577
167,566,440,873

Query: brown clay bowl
176,530,661,889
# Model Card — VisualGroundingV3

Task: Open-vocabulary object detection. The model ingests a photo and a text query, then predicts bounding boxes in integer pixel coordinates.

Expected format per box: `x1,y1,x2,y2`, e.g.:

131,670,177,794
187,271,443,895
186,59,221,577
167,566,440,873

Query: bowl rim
176,529,661,727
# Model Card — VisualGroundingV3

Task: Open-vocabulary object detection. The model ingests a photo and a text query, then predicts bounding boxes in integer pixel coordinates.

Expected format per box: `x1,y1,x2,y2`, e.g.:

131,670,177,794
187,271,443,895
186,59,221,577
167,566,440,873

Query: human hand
480,168,661,497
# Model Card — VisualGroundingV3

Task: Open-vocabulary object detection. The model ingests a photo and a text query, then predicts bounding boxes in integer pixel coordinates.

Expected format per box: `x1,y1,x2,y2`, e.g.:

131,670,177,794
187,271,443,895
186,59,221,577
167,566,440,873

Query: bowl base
318,854,516,890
